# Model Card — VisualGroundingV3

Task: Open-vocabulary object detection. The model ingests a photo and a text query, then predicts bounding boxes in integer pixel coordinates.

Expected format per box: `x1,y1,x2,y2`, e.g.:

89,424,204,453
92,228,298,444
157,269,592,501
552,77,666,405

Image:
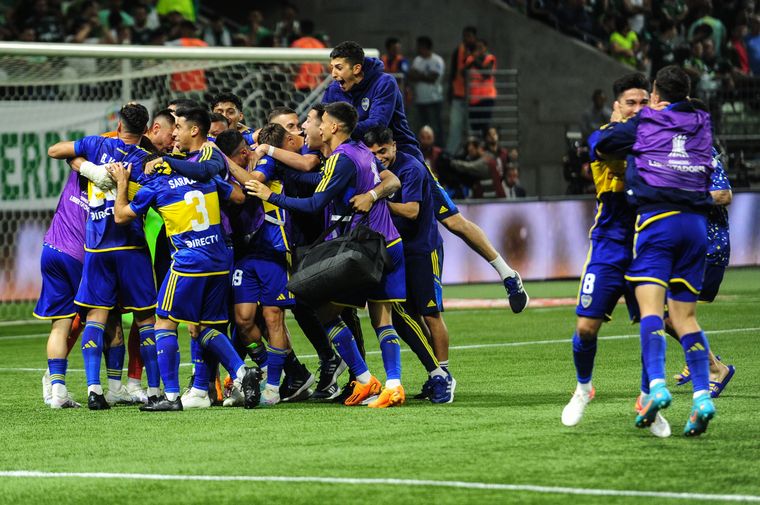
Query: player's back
74,135,152,252
145,171,231,275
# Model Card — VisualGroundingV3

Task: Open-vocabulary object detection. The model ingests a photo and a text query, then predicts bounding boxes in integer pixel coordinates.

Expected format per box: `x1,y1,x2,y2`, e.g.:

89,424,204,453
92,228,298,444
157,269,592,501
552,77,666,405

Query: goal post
0,42,378,321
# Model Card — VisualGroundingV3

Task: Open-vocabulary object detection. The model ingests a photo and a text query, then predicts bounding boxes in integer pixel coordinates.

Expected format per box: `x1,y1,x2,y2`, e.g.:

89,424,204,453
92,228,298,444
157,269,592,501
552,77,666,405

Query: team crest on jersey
668,134,688,158
581,295,592,308
361,97,370,111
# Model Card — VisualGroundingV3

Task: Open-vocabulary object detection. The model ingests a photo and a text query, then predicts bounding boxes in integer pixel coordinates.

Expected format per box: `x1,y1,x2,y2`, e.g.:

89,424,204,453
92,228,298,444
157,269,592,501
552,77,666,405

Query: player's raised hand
144,157,164,175
245,179,272,201
350,192,375,212
610,101,623,123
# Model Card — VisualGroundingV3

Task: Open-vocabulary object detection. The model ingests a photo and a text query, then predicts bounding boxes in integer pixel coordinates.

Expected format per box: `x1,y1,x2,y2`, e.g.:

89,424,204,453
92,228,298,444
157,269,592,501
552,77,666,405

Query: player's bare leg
441,213,528,312
45,317,80,408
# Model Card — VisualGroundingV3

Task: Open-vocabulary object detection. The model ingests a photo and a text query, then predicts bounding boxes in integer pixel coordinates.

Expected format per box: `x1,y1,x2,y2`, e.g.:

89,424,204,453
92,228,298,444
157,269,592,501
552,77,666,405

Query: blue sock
375,325,401,381
680,331,711,395
48,358,67,386
266,345,288,387
81,321,105,387
572,332,597,384
155,329,180,394
326,318,369,378
199,328,245,379
192,339,209,390
104,343,125,383
640,315,667,383
138,324,160,388
640,353,650,394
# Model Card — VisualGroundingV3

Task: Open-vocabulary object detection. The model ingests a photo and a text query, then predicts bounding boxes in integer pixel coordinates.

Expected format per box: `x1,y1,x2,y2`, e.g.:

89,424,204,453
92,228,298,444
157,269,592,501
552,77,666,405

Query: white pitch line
0,471,757,502
0,327,757,374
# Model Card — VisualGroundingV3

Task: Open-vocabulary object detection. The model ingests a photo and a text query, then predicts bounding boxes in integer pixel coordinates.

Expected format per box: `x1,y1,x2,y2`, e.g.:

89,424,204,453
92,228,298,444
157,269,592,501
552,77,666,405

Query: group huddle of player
37,41,529,412
560,67,735,438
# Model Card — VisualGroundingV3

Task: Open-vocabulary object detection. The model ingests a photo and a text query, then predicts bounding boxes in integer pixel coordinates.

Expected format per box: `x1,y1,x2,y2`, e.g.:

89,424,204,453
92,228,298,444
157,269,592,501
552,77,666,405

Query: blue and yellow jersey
586,128,636,243
253,155,289,254
707,147,730,266
129,170,234,275
240,127,257,148
74,135,152,252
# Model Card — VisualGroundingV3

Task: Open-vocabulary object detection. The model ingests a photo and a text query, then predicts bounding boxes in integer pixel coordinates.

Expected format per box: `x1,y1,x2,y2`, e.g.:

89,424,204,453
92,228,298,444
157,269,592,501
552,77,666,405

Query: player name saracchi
169,176,198,189
185,234,220,248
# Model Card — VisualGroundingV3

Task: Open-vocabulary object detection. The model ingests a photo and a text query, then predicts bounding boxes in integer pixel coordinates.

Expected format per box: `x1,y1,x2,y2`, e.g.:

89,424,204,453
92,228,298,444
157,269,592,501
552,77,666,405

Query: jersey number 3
184,190,210,232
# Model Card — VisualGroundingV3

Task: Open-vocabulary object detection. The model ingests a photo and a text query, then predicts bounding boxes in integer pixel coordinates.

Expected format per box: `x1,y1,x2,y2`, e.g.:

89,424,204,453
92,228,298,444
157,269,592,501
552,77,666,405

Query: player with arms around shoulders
247,102,408,408
596,65,717,437
112,107,260,411
323,40,528,312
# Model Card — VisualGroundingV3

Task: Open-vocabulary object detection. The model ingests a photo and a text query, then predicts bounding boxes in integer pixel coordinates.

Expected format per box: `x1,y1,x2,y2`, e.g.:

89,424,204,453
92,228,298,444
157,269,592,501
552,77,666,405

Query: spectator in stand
240,10,272,47
274,2,300,47
291,20,326,92
649,19,679,77
624,0,650,35
730,19,750,75
504,165,527,199
19,0,64,43
163,10,185,41
658,0,689,30
688,0,726,58
68,1,113,44
381,37,410,77
203,13,232,46
484,126,510,169
746,15,760,75
418,125,443,176
408,36,445,144
556,0,595,42
685,39,709,76
448,137,505,199
156,0,194,22
99,0,134,31
465,39,498,138
131,4,154,45
166,20,207,93
580,89,612,142
610,16,640,67
447,26,478,155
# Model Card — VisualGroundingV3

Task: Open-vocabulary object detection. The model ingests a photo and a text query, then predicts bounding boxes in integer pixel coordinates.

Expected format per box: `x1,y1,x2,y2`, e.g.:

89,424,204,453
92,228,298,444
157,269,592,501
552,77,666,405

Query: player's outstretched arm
350,169,401,212
47,141,77,159
387,201,420,220
68,157,117,190
255,143,321,172
109,163,139,225
711,189,732,206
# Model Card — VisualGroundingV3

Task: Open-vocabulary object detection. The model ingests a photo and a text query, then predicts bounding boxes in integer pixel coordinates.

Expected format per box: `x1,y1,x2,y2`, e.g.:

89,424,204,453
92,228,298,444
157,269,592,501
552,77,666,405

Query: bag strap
308,210,357,248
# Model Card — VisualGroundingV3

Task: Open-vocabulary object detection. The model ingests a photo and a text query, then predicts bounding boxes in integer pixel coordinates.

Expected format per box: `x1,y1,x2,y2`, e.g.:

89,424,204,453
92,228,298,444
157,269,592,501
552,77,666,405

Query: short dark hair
463,26,477,36
654,65,690,103
210,112,229,125
258,123,288,149
385,37,399,50
215,129,246,157
211,92,243,112
592,88,605,101
120,103,149,134
324,102,358,134
329,40,365,67
612,72,651,98
267,106,297,123
175,107,211,137
151,108,175,126
310,103,325,121
417,36,433,51
301,19,315,36
167,98,199,109
363,127,394,147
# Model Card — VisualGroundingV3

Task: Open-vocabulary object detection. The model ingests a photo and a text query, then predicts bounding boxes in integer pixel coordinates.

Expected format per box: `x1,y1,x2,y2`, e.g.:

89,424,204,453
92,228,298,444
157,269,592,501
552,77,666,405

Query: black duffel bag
287,212,392,305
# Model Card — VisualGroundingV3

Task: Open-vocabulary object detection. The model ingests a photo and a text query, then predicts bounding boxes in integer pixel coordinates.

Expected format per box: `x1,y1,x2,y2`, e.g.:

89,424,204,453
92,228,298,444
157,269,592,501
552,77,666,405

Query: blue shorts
432,179,460,221
576,236,638,321
75,249,157,312
157,269,230,325
33,244,84,320
232,253,295,307
699,263,725,303
626,211,707,303
333,240,407,308
404,246,444,316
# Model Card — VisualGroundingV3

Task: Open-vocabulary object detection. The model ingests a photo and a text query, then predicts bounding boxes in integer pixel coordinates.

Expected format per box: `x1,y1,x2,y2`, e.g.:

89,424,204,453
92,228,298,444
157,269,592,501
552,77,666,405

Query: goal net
0,42,377,321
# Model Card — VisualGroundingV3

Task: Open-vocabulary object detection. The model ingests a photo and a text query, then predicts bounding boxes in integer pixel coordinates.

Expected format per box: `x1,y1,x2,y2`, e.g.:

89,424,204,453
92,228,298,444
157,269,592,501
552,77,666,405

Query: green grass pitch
1,268,759,504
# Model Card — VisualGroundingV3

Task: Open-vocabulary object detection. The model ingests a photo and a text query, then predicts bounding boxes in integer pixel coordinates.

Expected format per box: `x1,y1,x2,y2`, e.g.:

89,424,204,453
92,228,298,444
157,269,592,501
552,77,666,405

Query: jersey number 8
581,273,596,295
184,190,210,232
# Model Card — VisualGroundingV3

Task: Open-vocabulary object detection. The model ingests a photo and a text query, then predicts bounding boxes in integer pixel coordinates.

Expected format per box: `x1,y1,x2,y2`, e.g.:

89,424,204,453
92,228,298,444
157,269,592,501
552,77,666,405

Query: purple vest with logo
331,141,400,243
44,171,88,263
632,106,713,192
